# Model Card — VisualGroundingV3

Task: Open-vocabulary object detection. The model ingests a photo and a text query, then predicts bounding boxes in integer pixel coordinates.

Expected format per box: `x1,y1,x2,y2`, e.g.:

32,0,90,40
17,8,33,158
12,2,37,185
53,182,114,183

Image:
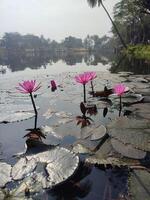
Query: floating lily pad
43,108,56,119
135,88,150,96
107,117,150,129
128,103,150,120
0,189,8,200
107,117,150,152
90,125,107,141
0,162,12,187
86,156,128,167
58,118,73,124
128,76,149,83
72,143,93,154
122,94,143,104
111,138,146,159
80,126,95,139
0,103,40,123
110,93,143,104
143,96,150,103
0,104,39,113
10,175,40,199
129,170,150,200
40,125,62,139
11,158,37,180
85,138,148,167
73,139,98,152
1,147,79,198
55,111,72,118
26,147,79,188
0,112,35,123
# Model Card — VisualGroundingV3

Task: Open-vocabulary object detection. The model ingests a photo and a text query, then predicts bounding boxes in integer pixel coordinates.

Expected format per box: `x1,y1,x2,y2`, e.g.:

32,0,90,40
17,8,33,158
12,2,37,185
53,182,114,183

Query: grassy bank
125,45,150,60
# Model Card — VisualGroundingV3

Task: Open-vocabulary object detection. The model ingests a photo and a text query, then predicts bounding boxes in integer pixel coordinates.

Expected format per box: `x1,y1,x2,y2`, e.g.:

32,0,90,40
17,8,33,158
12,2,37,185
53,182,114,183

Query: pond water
0,52,150,200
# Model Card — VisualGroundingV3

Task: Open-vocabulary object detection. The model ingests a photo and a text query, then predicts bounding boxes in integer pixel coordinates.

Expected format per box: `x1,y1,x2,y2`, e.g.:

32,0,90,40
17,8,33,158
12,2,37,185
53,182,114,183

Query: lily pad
90,125,107,141
40,125,62,139
10,175,40,199
46,148,78,188
43,108,56,119
0,162,12,187
111,138,146,159
129,170,150,200
107,117,150,129
0,189,8,200
2,147,79,198
128,103,150,120
55,111,72,118
26,147,79,188
11,157,37,180
107,117,150,151
72,143,93,154
110,93,143,104
0,104,39,113
58,118,73,125
0,112,35,123
73,139,98,152
85,138,148,167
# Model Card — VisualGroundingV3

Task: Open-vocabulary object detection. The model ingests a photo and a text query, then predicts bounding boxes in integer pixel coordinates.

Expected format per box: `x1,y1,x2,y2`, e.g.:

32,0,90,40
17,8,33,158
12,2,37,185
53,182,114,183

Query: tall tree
87,0,127,48
113,0,150,45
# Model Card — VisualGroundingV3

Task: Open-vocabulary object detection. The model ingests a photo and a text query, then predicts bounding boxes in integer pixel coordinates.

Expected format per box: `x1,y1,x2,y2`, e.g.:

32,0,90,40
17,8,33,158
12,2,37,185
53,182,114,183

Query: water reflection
110,54,150,74
0,51,111,73
1,49,150,75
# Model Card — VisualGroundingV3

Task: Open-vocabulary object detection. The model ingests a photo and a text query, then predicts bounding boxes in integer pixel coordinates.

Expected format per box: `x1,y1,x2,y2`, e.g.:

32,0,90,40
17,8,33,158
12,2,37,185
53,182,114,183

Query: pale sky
0,0,119,41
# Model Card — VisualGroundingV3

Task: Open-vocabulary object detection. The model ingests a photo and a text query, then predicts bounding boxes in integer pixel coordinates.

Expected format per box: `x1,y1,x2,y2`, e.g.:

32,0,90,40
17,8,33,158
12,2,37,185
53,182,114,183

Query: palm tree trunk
101,1,127,49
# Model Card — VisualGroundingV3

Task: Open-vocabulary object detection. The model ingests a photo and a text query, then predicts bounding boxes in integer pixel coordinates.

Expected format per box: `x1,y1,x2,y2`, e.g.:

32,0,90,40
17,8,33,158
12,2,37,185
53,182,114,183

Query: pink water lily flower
16,80,41,129
16,80,41,94
75,73,92,85
114,84,126,96
75,73,92,103
84,71,97,80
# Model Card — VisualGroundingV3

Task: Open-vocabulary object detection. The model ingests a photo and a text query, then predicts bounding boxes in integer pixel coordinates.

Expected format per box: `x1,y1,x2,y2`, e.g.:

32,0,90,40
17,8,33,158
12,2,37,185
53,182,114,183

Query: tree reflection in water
110,54,150,75
0,51,111,73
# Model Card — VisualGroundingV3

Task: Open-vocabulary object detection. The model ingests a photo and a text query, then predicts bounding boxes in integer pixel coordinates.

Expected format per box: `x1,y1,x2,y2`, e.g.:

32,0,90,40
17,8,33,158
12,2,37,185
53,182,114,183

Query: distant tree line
0,32,113,55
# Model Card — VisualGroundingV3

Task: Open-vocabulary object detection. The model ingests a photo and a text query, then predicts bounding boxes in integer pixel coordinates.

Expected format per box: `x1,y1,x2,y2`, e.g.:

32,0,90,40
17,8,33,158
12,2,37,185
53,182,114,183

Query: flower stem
30,93,38,129
119,95,122,117
83,84,86,103
91,80,95,97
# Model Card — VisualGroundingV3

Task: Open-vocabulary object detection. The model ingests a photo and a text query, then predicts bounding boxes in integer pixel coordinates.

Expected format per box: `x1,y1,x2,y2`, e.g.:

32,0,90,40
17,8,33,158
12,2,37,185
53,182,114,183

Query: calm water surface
1,52,148,199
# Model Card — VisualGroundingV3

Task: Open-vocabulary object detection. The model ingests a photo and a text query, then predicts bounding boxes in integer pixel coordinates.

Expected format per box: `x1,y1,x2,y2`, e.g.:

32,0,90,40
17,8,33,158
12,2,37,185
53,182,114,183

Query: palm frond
87,0,102,8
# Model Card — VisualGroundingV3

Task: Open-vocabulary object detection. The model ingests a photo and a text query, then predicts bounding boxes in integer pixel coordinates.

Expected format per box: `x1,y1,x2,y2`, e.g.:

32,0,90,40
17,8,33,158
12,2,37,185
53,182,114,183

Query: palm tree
87,0,127,49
